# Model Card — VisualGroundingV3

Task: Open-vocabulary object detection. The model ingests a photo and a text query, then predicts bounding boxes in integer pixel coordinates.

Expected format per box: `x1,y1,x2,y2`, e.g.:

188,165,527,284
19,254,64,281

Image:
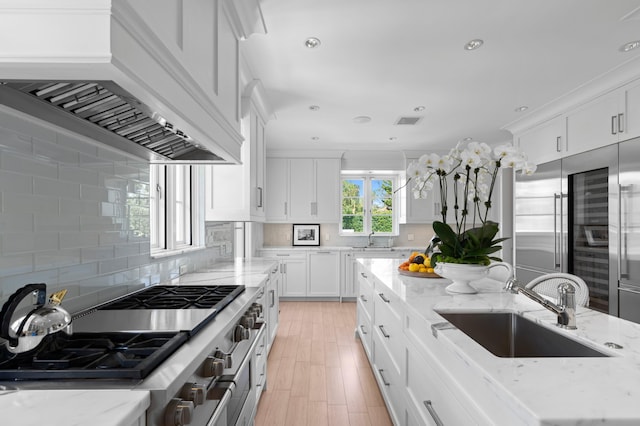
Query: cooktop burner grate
97,285,245,310
0,332,188,380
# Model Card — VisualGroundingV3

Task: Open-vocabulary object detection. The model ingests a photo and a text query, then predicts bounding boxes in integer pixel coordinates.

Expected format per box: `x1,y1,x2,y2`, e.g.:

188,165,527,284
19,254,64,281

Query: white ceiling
241,0,640,154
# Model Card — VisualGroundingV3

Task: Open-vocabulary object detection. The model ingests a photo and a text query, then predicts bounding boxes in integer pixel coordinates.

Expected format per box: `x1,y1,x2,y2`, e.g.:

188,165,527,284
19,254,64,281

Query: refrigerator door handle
554,193,561,268
620,184,631,280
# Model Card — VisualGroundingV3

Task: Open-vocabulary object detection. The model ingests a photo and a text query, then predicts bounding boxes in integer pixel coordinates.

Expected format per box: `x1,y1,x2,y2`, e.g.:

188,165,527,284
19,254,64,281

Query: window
150,164,203,255
340,174,398,235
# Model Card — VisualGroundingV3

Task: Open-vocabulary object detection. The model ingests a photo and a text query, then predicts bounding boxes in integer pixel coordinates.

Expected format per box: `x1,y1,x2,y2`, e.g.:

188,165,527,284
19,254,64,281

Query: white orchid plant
407,141,536,265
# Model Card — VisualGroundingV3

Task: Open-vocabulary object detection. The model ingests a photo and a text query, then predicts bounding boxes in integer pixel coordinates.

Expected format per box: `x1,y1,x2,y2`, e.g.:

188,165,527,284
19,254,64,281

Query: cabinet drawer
406,342,476,426
357,269,374,320
374,289,403,371
356,306,372,361
373,330,404,425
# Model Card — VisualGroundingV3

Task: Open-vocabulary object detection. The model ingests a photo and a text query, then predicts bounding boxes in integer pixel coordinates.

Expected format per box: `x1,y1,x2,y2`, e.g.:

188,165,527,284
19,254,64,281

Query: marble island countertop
359,257,640,425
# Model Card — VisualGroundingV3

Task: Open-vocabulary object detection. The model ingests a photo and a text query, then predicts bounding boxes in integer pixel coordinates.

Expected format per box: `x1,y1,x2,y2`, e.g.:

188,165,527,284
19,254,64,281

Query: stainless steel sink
437,311,609,358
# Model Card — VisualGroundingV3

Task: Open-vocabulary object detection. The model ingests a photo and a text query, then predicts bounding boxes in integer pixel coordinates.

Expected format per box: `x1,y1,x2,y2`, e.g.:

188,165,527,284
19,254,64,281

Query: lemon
408,263,420,272
423,257,431,267
427,267,434,273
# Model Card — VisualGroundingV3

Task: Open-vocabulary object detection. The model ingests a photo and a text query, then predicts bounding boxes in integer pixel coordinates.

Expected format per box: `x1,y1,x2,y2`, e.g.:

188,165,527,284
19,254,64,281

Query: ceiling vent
394,116,423,125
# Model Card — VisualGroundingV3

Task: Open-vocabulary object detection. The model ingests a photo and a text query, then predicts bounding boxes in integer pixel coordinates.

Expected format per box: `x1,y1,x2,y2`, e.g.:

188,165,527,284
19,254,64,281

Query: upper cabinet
205,80,271,221
513,76,640,165
266,157,340,223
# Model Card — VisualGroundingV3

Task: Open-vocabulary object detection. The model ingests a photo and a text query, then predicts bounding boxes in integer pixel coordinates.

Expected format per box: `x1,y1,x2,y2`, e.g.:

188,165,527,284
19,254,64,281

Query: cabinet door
314,159,340,222
282,258,307,296
624,80,640,141
308,251,340,296
267,267,280,350
265,158,289,221
289,159,315,220
405,158,439,224
566,90,622,155
250,112,266,219
517,115,566,165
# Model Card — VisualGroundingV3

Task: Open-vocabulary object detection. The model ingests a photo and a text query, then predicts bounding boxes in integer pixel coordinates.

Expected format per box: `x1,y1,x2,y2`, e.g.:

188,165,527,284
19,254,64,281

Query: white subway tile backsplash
1,151,58,179
34,176,80,199
96,146,132,162
99,257,128,275
60,199,99,216
79,153,115,174
2,192,59,215
59,262,99,283
0,253,33,278
80,185,109,202
79,216,119,232
1,232,59,255
0,213,34,233
35,214,79,233
99,231,127,246
59,165,99,186
0,170,32,193
56,132,99,156
114,243,140,258
60,231,99,249
0,128,33,155
114,164,140,180
0,269,59,300
0,110,57,142
33,137,80,165
127,253,151,269
81,246,115,262
35,249,81,271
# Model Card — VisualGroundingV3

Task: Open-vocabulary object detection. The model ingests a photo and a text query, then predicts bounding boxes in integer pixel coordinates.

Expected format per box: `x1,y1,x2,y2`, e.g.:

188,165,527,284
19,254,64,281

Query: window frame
150,164,204,257
339,173,399,236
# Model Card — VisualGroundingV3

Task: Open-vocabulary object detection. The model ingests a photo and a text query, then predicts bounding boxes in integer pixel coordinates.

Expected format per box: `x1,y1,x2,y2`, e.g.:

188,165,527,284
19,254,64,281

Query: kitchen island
357,257,640,425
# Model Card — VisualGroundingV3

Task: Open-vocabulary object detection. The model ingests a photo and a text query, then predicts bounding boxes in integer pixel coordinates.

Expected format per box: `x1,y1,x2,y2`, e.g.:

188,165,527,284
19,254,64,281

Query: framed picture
584,225,608,247
292,224,320,246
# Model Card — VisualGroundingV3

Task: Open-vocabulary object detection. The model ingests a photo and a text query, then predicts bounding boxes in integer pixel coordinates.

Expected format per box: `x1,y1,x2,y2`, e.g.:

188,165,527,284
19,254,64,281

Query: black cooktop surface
97,285,245,310
0,331,188,380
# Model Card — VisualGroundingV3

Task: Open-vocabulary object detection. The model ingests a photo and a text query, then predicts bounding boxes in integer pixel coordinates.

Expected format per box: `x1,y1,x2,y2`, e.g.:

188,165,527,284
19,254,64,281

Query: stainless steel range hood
0,81,226,163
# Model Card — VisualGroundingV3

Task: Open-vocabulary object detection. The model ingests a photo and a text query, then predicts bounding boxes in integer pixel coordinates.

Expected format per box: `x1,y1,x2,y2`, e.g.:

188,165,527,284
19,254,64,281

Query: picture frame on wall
292,224,321,246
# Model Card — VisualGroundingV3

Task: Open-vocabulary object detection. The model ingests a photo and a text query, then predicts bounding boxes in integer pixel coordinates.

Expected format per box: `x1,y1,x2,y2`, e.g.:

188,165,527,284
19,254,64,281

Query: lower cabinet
281,257,307,297
266,264,280,351
372,329,405,426
308,250,340,296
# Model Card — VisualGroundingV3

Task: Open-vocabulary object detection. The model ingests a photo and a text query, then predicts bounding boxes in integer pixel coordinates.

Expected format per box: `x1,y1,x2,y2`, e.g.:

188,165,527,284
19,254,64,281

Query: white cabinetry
404,158,439,224
356,263,374,360
516,115,566,165
624,80,640,140
308,250,340,297
280,256,307,297
566,89,626,155
265,263,280,351
265,158,340,223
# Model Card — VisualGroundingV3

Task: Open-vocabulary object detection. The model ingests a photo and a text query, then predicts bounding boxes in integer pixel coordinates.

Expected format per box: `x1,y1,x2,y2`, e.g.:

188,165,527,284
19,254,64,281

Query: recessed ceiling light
515,105,529,112
311,136,320,141
389,137,398,141
304,37,321,49
309,105,320,111
413,106,425,112
620,40,640,52
464,39,484,51
353,116,372,124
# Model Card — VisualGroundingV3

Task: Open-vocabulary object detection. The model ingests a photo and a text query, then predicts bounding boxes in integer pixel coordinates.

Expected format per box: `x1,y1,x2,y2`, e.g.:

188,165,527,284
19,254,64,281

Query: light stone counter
359,257,640,425
175,258,278,287
0,389,149,426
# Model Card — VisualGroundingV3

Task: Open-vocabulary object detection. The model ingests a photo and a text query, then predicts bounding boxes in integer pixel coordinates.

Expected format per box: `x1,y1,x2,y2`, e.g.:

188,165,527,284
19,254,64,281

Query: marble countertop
175,258,278,287
359,257,640,425
258,246,423,251
0,390,149,426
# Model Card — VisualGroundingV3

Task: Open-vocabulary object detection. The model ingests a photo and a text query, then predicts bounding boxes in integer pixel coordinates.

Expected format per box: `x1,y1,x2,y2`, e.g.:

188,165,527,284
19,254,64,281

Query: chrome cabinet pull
360,272,368,279
378,369,390,386
423,400,444,426
378,293,390,303
284,201,287,216
360,295,368,302
556,136,561,152
359,325,367,335
257,187,263,208
378,325,390,338
270,290,275,308
612,115,618,135
618,113,625,133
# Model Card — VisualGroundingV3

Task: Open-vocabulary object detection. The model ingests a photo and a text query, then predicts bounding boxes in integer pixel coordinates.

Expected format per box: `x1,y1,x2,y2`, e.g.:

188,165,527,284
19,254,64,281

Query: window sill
151,245,205,259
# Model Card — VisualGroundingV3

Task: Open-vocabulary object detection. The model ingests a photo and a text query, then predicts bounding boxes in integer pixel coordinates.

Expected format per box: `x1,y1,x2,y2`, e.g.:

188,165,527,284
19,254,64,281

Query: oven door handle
206,383,235,426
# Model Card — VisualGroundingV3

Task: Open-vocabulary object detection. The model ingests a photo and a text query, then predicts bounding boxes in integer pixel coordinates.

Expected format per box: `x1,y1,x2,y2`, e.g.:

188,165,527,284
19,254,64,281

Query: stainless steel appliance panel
619,286,640,322
515,159,562,275
619,139,640,287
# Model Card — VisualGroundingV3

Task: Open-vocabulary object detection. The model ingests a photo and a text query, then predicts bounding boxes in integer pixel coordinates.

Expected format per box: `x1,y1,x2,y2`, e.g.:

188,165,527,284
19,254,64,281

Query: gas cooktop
0,331,188,380
96,285,245,310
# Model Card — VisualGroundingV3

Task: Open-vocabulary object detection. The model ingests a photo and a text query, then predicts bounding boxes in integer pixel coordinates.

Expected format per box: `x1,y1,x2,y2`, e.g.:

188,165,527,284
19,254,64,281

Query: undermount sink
351,246,393,251
437,311,609,358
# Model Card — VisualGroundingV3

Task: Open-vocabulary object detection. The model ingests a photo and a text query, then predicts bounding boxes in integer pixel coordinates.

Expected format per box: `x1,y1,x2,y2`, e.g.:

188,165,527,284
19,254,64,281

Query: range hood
0,81,226,163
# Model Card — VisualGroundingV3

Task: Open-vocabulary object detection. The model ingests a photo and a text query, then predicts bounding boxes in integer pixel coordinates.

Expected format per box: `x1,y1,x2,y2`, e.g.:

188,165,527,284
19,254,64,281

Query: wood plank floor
255,301,393,426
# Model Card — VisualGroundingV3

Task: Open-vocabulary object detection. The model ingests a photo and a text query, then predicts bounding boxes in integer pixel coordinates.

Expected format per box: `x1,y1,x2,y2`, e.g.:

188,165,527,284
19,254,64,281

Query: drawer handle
378,325,390,338
378,293,390,303
360,295,368,302
378,369,390,386
424,400,444,426
270,290,275,308
360,325,367,335
360,272,368,279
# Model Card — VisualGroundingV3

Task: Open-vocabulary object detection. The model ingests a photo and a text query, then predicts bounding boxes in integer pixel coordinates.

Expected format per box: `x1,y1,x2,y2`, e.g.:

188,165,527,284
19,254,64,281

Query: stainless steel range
0,282,266,426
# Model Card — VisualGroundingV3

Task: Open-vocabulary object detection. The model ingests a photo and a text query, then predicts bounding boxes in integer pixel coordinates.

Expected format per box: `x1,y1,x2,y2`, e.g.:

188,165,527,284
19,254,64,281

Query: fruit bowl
398,252,440,278
397,268,441,278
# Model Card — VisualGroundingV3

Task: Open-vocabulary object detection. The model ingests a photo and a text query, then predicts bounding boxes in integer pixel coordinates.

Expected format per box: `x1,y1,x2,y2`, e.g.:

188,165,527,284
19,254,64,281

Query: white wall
0,106,228,313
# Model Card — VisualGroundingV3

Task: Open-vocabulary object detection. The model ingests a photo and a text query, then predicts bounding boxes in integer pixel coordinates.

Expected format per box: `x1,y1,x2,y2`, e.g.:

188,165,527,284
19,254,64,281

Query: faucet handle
557,282,576,310
504,277,520,293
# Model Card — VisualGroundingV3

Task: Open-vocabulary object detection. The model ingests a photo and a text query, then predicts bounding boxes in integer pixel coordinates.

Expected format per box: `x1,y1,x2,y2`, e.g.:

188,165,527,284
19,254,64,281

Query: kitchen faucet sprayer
504,278,577,329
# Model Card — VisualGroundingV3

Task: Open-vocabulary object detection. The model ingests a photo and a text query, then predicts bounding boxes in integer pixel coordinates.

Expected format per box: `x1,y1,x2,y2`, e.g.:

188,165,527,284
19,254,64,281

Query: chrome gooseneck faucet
504,278,577,329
